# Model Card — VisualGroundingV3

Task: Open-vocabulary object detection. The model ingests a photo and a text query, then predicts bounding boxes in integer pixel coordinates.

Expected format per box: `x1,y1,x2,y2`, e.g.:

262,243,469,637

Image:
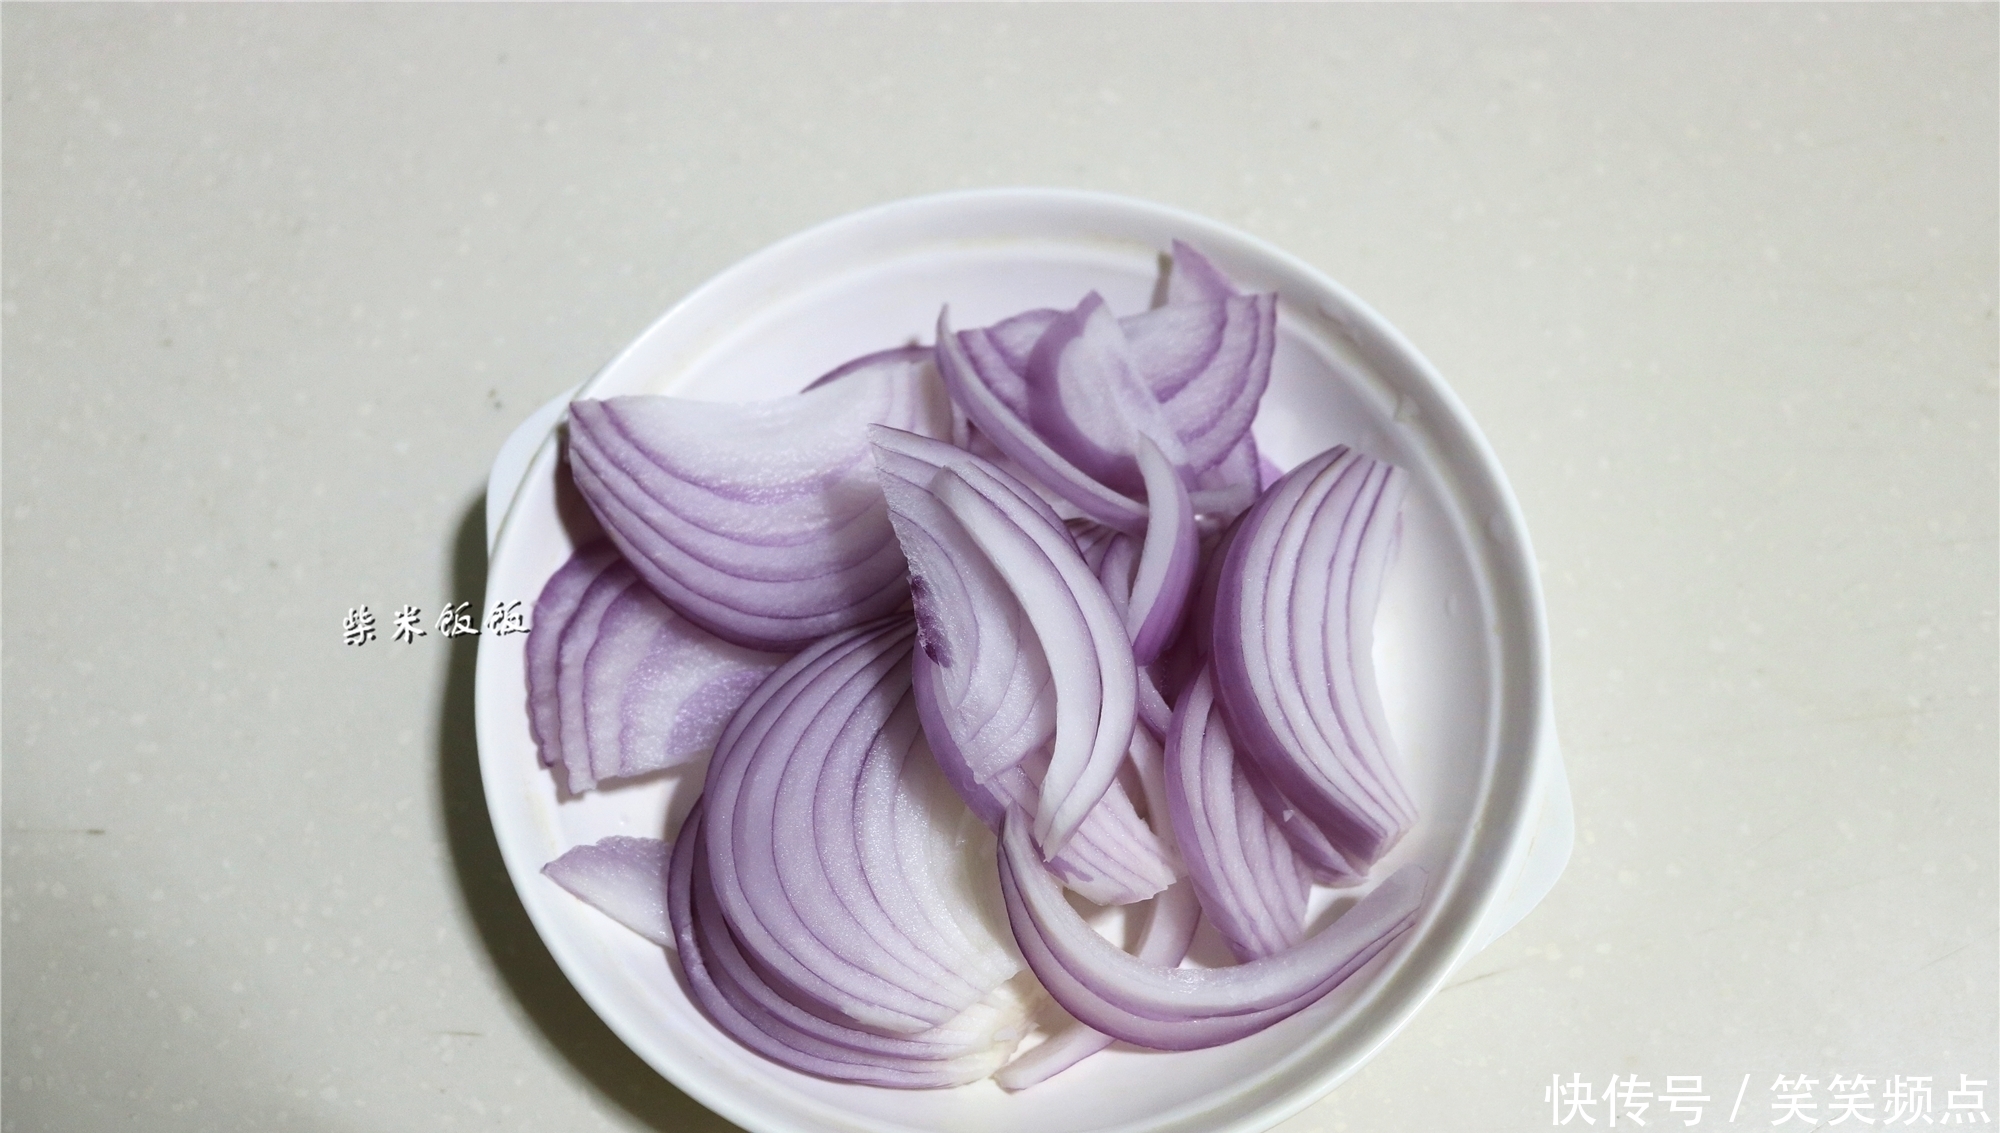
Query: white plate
474,189,1570,1133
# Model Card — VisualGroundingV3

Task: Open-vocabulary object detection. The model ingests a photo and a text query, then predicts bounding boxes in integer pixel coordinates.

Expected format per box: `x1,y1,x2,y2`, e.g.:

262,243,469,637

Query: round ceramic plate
474,189,1568,1133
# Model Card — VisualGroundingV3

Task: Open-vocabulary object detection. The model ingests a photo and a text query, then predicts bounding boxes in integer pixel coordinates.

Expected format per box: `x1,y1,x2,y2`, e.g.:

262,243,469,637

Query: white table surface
3,6,1993,1132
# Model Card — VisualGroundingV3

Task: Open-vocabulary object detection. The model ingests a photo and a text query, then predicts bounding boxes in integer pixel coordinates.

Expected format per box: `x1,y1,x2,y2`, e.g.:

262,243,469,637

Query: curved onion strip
913,648,1178,907
703,619,1020,1036
1020,293,1186,498
1124,292,1276,476
1165,670,1312,961
997,811,1424,1048
555,564,643,793
565,358,951,650
932,465,1137,860
1164,239,1239,306
936,308,1150,534
874,429,1058,787
543,835,676,949
1127,435,1200,665
802,344,936,392
1188,433,1264,524
1211,446,1417,866
526,544,623,767
1236,752,1363,888
527,547,782,794
668,806,1031,1087
992,880,1200,1090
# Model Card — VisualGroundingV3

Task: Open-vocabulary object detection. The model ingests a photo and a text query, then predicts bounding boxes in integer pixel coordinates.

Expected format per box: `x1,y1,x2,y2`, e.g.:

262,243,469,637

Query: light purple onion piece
565,355,952,651
930,465,1137,860
914,649,1179,907
1211,446,1417,867
937,308,1150,534
997,811,1425,1050
1237,749,1363,888
702,619,1020,1037
1127,435,1200,666
668,805,1031,1087
526,546,783,794
1123,292,1276,476
556,563,644,793
1019,292,1187,498
874,446,1174,904
872,425,1142,861
874,427,1060,788
526,544,622,767
543,835,676,949
1165,670,1312,962
992,879,1201,1091
1163,239,1240,305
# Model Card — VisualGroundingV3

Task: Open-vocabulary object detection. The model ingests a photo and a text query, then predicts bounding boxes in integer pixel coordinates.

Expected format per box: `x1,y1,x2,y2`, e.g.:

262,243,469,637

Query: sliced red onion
992,879,1201,1091
1127,435,1199,665
1237,750,1363,888
527,547,783,794
937,308,1150,534
939,244,1273,532
914,649,1179,907
872,426,1140,860
565,353,952,651
702,618,1021,1036
1188,433,1264,524
874,428,1060,788
997,810,1424,1050
542,835,676,949
1123,292,1275,476
1068,519,1179,739
1165,670,1311,961
1162,239,1239,306
668,805,1032,1087
526,544,622,767
875,447,1173,902
930,466,1137,860
556,562,645,790
1211,446,1417,868
1019,293,1187,499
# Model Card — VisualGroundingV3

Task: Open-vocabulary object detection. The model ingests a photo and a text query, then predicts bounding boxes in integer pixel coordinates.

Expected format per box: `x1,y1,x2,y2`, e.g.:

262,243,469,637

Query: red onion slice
668,806,1032,1087
992,880,1201,1090
526,544,623,768
1161,239,1239,306
1165,670,1311,961
1019,292,1187,499
702,618,1021,1036
555,563,644,791
874,428,1060,788
929,465,1137,860
1127,435,1199,665
873,426,1141,860
527,547,783,794
997,811,1425,1050
1123,292,1276,476
1211,446,1417,868
543,835,676,949
565,353,953,650
937,308,1151,534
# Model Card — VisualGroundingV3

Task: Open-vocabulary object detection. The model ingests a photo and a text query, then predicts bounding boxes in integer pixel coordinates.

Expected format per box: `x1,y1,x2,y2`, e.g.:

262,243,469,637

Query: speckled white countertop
3,6,1993,1132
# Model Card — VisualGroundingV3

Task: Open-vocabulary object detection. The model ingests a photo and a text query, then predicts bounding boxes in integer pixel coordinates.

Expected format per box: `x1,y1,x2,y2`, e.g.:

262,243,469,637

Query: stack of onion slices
532,243,1425,1089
